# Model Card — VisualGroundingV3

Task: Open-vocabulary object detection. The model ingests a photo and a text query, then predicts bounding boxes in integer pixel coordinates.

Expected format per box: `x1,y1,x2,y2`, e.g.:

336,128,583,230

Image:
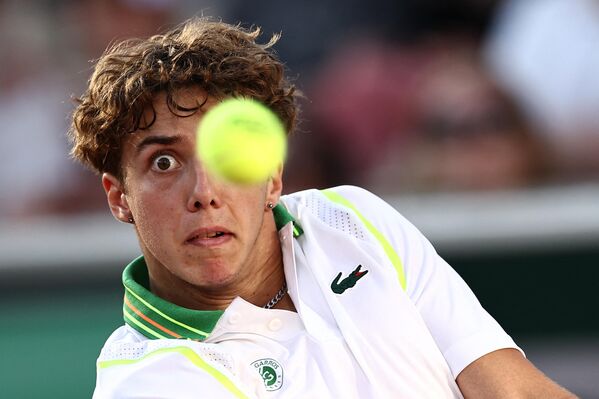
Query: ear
102,173,132,223
266,165,284,205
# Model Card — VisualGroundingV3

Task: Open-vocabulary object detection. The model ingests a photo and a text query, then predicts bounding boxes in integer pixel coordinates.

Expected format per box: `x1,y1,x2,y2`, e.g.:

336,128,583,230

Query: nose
187,161,222,211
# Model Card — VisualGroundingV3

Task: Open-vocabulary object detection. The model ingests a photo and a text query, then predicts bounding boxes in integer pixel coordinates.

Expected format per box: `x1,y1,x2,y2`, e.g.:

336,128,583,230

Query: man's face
103,89,283,294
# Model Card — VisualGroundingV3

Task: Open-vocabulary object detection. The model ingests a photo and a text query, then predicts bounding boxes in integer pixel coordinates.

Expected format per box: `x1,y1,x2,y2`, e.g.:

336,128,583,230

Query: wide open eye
152,154,180,172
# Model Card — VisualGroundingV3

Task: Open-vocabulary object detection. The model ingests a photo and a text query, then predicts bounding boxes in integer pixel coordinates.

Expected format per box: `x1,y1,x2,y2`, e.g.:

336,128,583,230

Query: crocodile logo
331,265,369,294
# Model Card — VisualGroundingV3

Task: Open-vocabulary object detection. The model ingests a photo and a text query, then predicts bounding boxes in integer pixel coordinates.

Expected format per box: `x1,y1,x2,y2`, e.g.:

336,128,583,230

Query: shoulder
287,186,420,238
94,332,253,399
103,325,146,346
282,185,404,223
96,325,148,363
283,185,383,205
282,185,424,256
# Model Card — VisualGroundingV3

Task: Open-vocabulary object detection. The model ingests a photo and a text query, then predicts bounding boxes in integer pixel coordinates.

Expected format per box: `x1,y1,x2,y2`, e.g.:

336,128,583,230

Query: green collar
122,203,302,340
273,203,303,237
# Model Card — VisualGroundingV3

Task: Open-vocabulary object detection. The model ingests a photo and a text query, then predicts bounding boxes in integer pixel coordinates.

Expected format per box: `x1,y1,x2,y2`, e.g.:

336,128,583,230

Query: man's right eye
152,154,179,171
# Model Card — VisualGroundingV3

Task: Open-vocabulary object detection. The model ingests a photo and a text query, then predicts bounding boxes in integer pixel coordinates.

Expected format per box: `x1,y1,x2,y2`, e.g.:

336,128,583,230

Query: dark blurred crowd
2,0,599,220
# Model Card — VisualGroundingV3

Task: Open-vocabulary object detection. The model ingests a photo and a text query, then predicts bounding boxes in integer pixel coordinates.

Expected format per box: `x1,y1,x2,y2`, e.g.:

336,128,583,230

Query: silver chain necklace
263,281,288,309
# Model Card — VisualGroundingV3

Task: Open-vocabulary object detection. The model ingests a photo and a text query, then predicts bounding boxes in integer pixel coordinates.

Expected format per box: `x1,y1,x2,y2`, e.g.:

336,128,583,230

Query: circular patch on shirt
251,358,283,391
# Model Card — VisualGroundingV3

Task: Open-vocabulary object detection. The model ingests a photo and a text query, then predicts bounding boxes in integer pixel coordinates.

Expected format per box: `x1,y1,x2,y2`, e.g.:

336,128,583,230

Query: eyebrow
135,135,181,154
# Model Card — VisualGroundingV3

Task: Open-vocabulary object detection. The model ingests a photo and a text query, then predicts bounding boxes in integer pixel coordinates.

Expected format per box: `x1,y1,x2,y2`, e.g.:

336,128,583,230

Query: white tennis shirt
93,186,520,398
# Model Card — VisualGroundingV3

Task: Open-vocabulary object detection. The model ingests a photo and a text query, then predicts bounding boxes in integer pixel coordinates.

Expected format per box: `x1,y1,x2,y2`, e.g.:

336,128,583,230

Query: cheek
131,192,181,256
132,178,181,221
233,187,269,232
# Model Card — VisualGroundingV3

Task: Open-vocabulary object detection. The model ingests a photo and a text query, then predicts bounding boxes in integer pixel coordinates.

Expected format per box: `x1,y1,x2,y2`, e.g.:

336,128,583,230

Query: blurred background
1,0,598,397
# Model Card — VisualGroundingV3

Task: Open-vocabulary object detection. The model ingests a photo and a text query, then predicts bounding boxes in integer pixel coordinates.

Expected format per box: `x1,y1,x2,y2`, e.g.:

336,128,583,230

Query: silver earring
267,202,274,209
128,217,134,224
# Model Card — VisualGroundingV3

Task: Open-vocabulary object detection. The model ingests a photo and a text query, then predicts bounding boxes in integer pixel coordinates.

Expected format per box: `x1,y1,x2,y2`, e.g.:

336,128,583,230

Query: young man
70,18,576,399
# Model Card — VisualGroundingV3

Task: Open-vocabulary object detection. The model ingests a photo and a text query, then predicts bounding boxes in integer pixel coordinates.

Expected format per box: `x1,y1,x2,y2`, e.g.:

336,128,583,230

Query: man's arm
456,348,577,398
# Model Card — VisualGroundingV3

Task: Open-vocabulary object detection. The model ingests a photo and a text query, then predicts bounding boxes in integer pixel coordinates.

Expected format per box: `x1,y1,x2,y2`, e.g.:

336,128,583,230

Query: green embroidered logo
251,358,283,391
331,265,369,294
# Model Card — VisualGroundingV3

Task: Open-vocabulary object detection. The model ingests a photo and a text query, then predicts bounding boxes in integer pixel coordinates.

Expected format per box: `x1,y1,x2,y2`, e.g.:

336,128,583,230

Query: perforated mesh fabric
101,342,148,362
305,192,367,240
100,341,235,373
202,348,235,373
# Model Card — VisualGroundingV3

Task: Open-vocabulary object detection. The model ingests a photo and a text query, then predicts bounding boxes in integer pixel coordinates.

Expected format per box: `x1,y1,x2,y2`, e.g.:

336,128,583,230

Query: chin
186,267,238,289
175,253,241,288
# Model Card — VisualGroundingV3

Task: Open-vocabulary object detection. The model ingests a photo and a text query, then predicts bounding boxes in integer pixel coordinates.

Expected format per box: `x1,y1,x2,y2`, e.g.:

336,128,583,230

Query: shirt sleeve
328,185,522,377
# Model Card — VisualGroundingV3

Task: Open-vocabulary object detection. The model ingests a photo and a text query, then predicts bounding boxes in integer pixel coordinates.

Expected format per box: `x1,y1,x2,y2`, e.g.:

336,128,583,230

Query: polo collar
273,203,303,237
122,203,302,340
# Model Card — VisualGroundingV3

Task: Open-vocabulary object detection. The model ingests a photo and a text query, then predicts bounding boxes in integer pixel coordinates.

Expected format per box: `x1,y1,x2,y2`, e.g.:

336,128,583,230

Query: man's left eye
152,155,179,171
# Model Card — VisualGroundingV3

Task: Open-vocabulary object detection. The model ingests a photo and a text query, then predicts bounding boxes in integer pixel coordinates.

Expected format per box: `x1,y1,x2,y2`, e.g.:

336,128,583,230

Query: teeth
206,232,223,238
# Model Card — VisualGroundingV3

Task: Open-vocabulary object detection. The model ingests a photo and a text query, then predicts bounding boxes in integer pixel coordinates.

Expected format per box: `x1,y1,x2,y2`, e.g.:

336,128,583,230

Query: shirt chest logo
331,264,369,294
251,358,284,391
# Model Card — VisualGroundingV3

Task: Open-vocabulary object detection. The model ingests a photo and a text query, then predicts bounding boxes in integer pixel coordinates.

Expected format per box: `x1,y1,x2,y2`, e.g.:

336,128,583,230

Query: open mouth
187,231,226,241
186,228,232,244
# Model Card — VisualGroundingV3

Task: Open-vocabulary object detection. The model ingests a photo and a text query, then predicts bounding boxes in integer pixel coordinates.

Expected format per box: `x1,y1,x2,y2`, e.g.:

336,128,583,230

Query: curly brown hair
69,17,299,181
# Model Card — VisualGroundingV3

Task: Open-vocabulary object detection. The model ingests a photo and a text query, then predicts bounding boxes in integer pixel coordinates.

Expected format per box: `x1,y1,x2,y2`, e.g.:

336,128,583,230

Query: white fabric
94,186,520,398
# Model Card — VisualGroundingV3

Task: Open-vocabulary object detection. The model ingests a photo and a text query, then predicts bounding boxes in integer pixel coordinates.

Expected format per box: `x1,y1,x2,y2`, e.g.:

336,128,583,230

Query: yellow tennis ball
197,98,287,184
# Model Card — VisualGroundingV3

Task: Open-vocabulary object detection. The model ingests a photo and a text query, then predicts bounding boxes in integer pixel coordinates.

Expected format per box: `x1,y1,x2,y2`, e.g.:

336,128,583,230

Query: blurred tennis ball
196,98,287,184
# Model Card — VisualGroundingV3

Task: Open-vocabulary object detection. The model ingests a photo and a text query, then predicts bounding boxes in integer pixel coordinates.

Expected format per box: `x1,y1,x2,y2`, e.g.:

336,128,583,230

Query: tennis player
69,17,576,398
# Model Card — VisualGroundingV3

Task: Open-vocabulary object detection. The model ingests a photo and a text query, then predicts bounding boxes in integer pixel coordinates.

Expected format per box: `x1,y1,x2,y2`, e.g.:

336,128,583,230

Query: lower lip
186,233,233,248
